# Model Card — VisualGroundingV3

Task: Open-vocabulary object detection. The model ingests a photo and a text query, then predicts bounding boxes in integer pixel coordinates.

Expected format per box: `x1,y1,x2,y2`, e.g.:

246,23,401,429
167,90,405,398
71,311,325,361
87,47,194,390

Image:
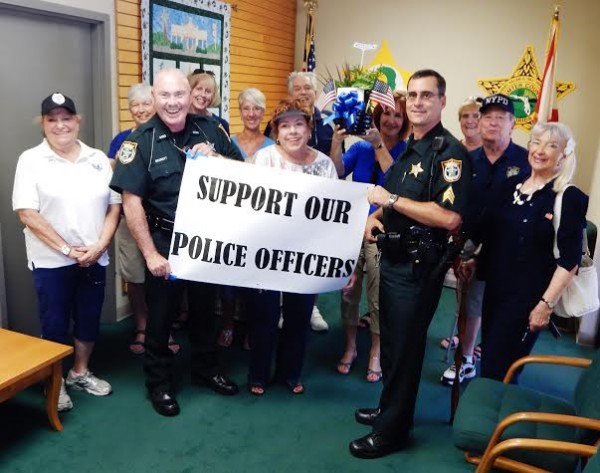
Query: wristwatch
541,297,556,310
60,244,72,256
385,194,399,209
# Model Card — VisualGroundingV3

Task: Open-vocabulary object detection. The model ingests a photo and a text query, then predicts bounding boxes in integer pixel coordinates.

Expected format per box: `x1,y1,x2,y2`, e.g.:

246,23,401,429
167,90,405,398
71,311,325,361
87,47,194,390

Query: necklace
512,181,547,206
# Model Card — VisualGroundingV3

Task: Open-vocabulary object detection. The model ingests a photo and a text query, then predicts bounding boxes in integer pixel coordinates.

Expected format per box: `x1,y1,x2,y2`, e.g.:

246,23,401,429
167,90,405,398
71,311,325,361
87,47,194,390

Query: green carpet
1,288,595,473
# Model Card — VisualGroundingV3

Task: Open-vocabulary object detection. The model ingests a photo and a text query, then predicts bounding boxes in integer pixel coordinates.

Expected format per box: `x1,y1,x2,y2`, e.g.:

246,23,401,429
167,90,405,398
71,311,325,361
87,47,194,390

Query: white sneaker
66,369,112,396
440,357,476,386
58,378,73,412
310,305,329,331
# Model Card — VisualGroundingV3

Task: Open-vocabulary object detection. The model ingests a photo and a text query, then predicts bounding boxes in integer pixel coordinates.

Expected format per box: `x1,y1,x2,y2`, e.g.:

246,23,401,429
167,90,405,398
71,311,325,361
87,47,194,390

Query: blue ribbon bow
323,90,364,129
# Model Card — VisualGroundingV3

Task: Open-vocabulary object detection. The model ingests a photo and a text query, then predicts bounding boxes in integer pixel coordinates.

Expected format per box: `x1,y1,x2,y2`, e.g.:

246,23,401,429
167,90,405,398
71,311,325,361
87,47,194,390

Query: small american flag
314,80,336,111
370,80,395,111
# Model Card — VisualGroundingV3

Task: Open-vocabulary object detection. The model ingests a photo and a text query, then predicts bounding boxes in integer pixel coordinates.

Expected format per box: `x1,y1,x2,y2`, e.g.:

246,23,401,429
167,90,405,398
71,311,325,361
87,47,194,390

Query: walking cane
450,276,469,423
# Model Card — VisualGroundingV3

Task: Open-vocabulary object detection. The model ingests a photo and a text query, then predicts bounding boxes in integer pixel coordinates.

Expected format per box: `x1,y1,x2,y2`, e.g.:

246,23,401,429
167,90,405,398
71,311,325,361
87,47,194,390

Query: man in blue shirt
441,93,529,386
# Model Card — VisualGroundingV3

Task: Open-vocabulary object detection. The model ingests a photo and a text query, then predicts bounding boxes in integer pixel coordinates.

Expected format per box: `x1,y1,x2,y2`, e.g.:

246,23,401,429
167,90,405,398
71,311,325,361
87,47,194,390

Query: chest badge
506,166,521,178
117,141,138,165
441,158,462,183
442,186,456,205
409,162,424,178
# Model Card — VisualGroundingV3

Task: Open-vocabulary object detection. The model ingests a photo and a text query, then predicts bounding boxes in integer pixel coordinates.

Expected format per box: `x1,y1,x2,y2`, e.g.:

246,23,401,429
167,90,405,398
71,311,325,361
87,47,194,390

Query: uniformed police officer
110,68,243,417
349,69,471,458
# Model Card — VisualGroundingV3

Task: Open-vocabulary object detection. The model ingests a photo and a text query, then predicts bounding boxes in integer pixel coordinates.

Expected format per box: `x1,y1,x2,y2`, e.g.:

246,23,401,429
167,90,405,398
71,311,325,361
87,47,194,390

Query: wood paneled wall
116,0,297,133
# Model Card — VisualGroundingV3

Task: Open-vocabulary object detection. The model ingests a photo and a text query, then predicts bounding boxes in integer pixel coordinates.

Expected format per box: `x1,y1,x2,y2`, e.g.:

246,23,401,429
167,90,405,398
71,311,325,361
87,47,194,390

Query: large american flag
314,80,336,110
370,80,395,110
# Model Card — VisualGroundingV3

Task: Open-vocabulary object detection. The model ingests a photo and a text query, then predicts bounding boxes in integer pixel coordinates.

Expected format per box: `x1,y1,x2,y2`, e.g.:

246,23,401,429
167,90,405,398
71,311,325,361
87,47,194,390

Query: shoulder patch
441,158,462,183
117,141,138,164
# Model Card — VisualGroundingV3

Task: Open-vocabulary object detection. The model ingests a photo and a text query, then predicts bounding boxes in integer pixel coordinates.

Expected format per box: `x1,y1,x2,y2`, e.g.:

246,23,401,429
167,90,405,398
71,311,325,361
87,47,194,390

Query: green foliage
327,63,384,89
152,32,170,47
170,42,184,50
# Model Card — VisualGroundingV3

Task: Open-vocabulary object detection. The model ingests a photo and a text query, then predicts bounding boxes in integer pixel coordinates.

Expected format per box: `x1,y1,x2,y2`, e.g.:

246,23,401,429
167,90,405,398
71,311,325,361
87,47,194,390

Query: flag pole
534,4,561,123
302,1,318,72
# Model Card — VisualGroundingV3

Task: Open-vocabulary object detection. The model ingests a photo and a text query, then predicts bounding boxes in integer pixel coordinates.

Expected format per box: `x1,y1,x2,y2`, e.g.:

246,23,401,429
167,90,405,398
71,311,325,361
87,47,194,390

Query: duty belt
147,214,175,232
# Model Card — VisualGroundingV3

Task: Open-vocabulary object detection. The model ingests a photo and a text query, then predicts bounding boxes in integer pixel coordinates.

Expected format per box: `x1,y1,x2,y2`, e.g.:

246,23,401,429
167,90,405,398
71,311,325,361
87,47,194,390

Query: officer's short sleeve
432,142,471,216
215,124,244,161
109,135,150,197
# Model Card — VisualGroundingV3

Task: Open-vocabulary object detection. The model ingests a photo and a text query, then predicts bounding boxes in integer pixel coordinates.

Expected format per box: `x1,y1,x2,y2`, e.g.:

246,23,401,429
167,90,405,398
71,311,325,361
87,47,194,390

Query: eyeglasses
406,91,442,102
192,68,215,77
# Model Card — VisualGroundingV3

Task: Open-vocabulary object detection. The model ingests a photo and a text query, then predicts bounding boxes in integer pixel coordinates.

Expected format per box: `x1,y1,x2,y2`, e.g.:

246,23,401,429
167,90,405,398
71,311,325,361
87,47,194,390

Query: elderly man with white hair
110,68,243,417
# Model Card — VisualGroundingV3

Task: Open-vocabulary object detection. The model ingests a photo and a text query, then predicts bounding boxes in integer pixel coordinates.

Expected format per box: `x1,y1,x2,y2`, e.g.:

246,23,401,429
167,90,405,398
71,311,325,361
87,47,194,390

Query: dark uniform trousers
109,114,244,393
374,258,445,438
144,227,219,392
371,122,471,440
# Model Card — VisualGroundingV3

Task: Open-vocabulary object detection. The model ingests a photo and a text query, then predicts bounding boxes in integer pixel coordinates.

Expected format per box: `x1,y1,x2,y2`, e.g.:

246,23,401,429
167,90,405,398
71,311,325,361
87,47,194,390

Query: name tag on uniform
155,156,168,164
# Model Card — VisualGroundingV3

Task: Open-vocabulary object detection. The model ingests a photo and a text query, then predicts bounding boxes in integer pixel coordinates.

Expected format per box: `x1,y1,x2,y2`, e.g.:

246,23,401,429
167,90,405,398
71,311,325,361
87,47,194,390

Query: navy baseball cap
41,92,77,115
480,94,514,115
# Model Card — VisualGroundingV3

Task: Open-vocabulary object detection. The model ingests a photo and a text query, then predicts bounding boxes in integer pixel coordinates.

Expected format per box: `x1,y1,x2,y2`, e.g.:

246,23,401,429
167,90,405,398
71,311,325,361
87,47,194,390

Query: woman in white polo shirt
12,93,121,412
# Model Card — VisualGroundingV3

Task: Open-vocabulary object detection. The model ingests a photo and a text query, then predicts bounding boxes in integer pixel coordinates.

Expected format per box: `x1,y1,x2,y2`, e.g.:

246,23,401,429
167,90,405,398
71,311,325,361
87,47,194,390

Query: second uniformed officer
349,69,471,458
110,68,243,417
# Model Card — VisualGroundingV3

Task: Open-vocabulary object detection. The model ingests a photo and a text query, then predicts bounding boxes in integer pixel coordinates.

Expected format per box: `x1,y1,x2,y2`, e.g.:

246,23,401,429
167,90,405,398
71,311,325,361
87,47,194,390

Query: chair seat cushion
454,378,579,472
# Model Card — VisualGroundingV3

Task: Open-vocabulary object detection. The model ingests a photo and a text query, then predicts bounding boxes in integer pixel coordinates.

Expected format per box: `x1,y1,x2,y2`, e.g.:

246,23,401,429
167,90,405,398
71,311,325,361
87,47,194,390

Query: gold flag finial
304,0,318,16
553,3,560,20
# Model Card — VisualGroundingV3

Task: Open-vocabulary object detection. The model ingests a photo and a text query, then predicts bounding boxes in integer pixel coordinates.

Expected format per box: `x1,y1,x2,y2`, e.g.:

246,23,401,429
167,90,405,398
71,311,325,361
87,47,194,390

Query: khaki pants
340,239,380,334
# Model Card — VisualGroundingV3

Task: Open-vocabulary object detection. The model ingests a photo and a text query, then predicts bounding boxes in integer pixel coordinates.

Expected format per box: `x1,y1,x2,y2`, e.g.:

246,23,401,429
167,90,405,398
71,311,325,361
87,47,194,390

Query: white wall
296,0,600,197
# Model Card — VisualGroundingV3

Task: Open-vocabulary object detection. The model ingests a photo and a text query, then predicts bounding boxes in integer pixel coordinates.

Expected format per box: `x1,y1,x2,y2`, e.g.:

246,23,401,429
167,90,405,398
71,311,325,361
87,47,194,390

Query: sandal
337,350,357,375
440,336,459,350
168,333,181,356
217,329,233,348
129,330,145,355
366,355,382,383
249,383,265,396
286,381,305,395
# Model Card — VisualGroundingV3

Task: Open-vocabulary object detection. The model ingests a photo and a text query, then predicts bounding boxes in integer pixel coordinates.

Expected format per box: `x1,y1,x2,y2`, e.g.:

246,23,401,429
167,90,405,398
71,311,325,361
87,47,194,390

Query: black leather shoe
355,407,380,426
149,391,180,417
194,374,239,396
349,432,408,459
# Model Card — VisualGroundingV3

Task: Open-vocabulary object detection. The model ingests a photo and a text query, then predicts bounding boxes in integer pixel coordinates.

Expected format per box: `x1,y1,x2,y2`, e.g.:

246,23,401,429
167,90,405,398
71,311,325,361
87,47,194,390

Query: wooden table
0,328,73,431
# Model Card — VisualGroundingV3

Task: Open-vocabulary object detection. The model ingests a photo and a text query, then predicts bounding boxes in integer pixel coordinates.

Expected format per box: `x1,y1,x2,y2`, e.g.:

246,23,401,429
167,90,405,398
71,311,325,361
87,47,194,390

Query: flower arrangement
317,64,395,135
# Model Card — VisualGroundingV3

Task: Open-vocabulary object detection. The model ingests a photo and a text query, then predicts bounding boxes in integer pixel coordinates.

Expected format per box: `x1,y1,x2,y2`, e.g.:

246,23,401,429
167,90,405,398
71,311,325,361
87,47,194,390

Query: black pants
245,290,315,387
144,229,220,392
373,258,445,439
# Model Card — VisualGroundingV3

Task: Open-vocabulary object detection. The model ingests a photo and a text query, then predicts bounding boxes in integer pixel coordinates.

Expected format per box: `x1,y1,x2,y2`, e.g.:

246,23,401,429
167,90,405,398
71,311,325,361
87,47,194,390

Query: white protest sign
168,157,371,294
